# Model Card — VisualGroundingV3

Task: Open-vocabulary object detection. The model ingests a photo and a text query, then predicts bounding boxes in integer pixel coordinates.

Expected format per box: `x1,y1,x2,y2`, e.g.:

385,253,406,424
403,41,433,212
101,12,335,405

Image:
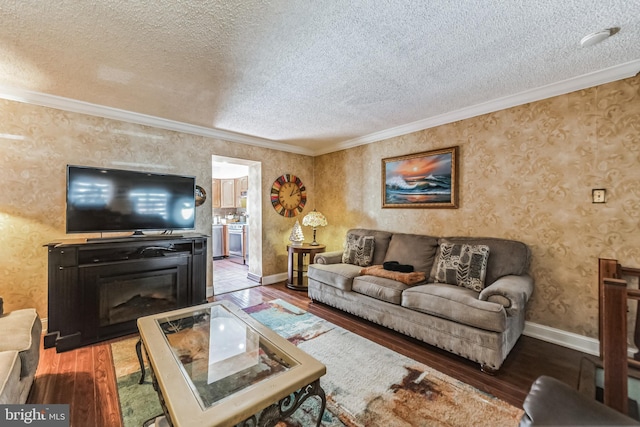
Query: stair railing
599,258,640,414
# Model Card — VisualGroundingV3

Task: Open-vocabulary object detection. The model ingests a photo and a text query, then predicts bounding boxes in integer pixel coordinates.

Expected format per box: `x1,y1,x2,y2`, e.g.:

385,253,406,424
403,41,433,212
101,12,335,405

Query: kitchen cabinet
235,176,248,207
237,176,248,191
220,179,235,208
211,179,221,208
224,225,229,256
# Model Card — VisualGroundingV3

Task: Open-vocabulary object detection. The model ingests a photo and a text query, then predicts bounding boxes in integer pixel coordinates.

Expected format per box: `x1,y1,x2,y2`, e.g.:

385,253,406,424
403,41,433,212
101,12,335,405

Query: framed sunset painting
382,146,459,208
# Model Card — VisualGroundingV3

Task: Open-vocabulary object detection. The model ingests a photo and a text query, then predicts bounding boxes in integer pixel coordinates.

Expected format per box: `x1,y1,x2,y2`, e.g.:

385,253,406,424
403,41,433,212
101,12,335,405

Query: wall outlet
592,189,606,203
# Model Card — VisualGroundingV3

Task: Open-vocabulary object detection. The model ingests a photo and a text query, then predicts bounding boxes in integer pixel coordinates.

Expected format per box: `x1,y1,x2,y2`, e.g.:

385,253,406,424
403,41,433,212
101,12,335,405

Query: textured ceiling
1,1,639,155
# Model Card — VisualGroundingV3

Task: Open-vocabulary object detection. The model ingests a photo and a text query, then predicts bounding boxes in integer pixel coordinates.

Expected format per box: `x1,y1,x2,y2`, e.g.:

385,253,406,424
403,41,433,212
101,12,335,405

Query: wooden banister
602,276,628,414
598,258,640,415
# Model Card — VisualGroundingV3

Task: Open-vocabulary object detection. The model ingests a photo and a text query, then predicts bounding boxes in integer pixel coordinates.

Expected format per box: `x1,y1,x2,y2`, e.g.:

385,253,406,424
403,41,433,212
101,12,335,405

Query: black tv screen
66,165,196,234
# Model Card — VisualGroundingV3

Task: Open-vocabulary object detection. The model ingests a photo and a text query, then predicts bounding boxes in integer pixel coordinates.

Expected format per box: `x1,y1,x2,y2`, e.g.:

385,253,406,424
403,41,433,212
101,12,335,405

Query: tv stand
130,231,184,238
44,234,207,352
86,234,185,243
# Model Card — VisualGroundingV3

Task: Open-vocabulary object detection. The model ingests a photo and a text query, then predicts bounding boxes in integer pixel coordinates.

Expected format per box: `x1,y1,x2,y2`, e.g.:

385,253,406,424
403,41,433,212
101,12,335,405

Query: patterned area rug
112,299,523,427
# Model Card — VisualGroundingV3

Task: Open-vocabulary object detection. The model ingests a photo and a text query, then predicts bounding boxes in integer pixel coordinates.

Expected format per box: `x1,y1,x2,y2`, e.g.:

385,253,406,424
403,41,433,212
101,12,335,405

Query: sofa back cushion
429,237,530,286
342,235,375,266
433,243,490,291
383,233,438,274
344,229,393,266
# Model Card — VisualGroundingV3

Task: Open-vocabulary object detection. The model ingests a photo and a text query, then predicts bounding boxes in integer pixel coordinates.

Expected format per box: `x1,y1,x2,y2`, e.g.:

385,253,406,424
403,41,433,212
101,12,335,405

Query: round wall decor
270,174,307,217
195,185,207,206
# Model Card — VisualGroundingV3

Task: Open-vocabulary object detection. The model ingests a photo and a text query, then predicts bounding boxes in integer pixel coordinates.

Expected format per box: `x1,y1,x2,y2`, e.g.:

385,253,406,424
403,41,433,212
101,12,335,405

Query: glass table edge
137,300,327,427
156,301,300,409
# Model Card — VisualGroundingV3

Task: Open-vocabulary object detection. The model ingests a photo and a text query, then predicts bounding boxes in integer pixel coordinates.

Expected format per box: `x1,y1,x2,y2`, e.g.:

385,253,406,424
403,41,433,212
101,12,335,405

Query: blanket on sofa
360,265,426,286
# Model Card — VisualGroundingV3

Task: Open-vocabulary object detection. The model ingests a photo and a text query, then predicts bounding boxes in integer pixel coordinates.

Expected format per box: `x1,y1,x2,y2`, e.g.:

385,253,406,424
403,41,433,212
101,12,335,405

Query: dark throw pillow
342,234,375,267
434,243,490,292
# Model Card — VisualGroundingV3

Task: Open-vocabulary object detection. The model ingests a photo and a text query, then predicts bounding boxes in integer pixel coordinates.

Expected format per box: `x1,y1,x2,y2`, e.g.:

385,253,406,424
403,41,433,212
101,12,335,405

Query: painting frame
382,146,459,209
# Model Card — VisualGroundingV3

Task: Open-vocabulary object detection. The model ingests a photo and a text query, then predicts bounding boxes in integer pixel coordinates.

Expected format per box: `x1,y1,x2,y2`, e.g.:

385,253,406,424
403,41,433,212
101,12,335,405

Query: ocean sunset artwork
382,146,458,208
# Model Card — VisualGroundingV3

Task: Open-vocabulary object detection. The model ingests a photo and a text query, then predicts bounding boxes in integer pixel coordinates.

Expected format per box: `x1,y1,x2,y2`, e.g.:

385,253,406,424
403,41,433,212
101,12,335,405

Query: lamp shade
302,210,327,228
302,209,327,246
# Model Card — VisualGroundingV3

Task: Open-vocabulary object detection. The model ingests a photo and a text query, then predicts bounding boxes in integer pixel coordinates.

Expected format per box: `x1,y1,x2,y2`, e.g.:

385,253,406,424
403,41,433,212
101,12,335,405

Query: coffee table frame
137,300,326,427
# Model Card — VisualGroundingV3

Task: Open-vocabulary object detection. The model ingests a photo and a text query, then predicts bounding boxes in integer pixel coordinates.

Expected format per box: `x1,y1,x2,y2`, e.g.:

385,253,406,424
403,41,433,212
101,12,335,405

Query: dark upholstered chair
520,375,640,426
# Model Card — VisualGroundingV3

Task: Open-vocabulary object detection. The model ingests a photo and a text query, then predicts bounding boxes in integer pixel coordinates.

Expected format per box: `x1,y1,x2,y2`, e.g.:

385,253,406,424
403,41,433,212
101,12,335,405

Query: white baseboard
262,272,288,285
253,278,604,357
39,298,606,358
254,277,605,358
524,321,600,356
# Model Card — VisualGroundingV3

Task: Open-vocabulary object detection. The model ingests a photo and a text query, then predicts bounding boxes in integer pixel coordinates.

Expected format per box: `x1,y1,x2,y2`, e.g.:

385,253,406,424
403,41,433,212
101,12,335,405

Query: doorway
211,156,262,295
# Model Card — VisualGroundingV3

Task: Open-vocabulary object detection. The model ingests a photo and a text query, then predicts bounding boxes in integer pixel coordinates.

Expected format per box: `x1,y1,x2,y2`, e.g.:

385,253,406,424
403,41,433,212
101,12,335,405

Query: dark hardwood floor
28,282,594,427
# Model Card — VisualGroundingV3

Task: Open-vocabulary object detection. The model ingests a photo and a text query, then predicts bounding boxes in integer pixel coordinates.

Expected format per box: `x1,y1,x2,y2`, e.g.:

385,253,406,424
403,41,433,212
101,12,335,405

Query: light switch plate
592,189,606,203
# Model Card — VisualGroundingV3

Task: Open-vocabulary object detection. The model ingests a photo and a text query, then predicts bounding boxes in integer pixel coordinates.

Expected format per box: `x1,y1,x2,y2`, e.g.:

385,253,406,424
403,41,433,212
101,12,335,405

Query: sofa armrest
479,274,533,313
313,251,344,265
520,375,639,426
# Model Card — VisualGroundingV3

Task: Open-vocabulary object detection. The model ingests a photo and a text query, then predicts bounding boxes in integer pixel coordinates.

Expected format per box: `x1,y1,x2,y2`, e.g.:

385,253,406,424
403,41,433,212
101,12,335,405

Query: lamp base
310,228,319,246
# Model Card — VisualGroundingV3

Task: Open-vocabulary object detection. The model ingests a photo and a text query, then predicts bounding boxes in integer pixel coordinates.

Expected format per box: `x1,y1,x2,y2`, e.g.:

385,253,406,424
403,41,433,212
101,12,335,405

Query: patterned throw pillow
434,243,490,292
342,234,375,267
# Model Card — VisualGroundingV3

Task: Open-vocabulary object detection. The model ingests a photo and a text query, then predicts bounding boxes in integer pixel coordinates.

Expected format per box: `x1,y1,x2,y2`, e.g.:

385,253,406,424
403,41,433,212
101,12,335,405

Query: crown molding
0,86,315,156
3,59,639,158
316,60,640,156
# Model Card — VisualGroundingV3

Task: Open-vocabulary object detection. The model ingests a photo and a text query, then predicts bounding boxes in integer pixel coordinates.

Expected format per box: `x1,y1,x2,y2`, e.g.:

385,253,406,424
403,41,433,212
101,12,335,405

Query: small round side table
287,243,326,290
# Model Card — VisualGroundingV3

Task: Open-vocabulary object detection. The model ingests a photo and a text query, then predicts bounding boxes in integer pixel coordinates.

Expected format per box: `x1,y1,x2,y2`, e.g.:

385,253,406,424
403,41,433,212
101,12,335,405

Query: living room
1,2,640,426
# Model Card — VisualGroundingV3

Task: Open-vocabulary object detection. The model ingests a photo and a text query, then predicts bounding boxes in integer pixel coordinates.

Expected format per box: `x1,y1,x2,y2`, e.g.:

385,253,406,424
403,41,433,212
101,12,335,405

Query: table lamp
302,209,328,246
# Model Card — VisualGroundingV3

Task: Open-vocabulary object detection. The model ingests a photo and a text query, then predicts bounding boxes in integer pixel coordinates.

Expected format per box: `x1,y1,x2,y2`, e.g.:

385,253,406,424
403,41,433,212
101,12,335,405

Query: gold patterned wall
0,99,314,318
314,75,640,338
2,76,638,340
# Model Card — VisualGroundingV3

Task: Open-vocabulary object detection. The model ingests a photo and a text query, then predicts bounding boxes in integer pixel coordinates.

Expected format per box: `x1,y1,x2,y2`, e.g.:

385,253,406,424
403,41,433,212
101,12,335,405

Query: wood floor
28,282,593,427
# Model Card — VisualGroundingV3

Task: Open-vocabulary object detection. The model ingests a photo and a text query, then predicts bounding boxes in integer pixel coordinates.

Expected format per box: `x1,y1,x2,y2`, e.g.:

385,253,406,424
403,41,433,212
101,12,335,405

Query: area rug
113,299,523,426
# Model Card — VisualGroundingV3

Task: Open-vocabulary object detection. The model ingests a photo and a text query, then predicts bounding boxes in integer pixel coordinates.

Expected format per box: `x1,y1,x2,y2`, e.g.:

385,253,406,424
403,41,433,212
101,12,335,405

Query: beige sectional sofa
307,229,534,372
0,297,41,403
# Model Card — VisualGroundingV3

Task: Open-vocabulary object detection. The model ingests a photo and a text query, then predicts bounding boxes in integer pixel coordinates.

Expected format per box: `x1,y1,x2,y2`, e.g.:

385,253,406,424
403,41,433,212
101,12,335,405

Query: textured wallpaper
314,75,640,338
0,100,313,318
1,76,638,341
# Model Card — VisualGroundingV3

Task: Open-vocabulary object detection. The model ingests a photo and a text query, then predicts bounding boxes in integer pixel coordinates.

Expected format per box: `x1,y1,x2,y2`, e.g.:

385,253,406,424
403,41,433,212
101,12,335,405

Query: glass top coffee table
136,300,326,427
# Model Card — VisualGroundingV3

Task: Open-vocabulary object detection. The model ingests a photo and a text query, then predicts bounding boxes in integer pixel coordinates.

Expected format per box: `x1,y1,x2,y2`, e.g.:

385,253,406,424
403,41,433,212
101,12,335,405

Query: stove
227,223,246,231
227,224,248,264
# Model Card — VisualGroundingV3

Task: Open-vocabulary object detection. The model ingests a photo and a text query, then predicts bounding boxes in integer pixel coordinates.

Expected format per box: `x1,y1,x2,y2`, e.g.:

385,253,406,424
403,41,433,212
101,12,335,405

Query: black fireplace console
44,234,207,352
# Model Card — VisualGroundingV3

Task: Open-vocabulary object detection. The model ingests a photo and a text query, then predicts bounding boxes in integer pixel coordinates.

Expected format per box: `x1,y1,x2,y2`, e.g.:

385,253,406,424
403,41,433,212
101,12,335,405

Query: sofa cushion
430,237,530,286
344,229,393,266
307,263,362,291
402,283,506,332
342,234,375,266
0,351,21,404
433,243,490,292
382,233,438,275
352,275,410,305
0,308,41,378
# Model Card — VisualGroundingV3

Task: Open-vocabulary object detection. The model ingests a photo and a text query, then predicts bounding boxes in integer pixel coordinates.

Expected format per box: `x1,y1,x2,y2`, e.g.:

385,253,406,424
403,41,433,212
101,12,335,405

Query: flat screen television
66,165,196,234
